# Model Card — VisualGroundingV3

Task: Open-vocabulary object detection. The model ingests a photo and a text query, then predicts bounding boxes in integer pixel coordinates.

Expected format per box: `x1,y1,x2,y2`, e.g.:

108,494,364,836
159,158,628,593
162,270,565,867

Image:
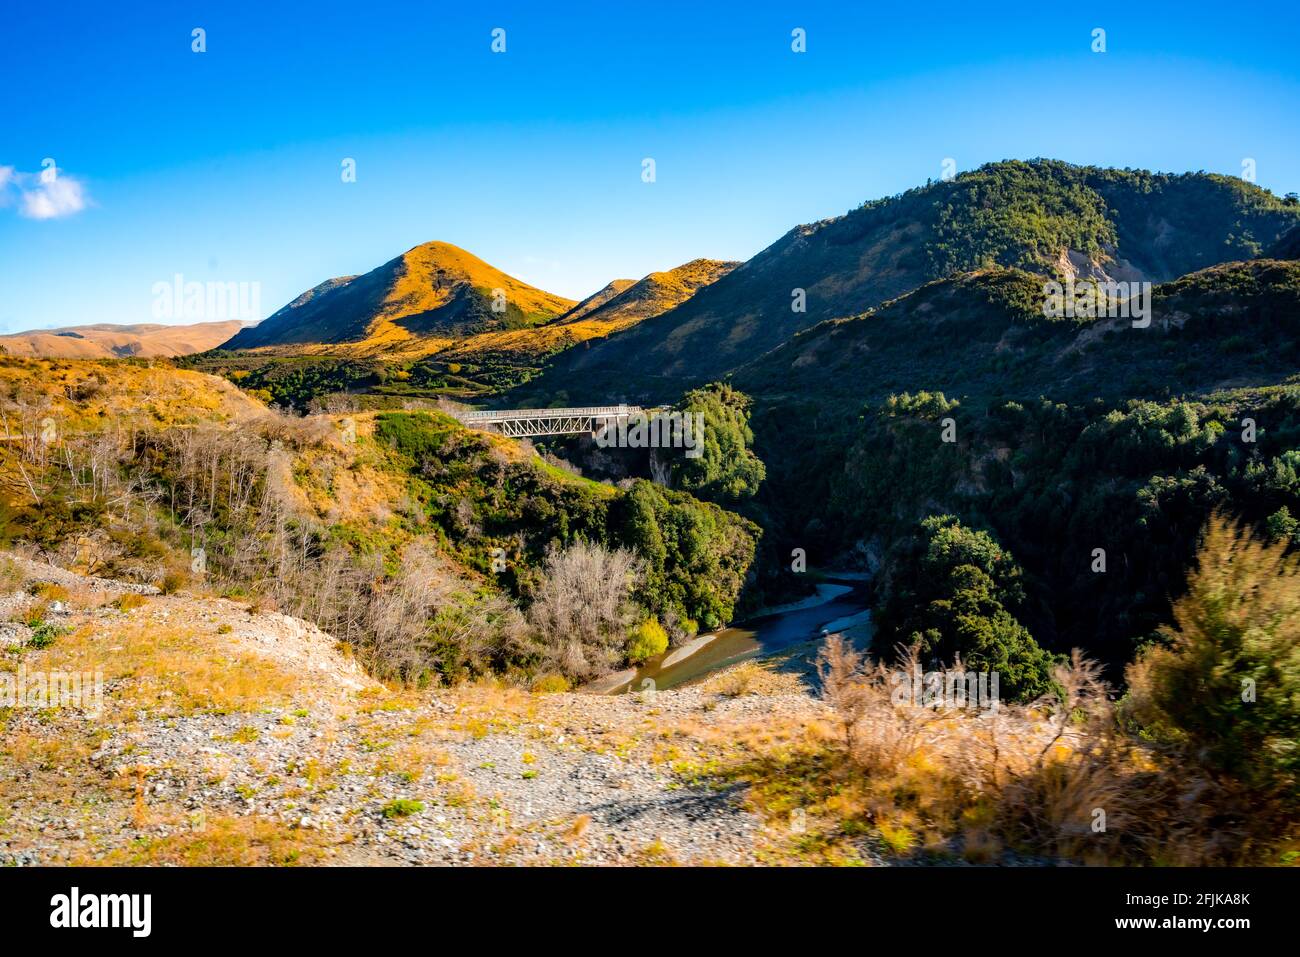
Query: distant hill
516,160,1300,404
431,258,738,364
378,259,740,397
556,259,739,334
0,320,249,359
557,280,636,324
223,241,576,352
194,257,740,405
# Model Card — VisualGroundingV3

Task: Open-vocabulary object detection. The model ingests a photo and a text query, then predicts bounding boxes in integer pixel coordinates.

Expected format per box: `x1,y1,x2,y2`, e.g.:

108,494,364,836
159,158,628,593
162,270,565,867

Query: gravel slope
0,555,831,866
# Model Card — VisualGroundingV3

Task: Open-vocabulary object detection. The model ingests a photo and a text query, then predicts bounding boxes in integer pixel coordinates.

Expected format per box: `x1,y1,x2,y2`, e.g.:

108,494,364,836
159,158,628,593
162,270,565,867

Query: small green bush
26,621,69,649
381,799,425,818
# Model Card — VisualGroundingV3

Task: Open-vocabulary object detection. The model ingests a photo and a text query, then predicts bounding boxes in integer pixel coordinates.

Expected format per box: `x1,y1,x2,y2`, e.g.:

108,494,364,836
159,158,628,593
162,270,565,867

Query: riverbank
594,577,873,694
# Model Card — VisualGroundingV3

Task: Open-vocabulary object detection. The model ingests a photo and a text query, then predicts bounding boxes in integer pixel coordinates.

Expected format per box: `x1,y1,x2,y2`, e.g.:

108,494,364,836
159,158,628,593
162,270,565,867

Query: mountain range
224,240,576,352
12,159,1300,411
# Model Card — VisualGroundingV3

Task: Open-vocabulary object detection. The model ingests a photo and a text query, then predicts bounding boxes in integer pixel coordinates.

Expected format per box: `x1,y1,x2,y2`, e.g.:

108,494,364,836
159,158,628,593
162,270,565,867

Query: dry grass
30,582,70,602
721,635,1299,865
31,618,304,716
112,592,148,612
1,730,96,775
697,660,805,697
88,814,337,866
0,556,25,592
440,679,538,735
0,357,263,434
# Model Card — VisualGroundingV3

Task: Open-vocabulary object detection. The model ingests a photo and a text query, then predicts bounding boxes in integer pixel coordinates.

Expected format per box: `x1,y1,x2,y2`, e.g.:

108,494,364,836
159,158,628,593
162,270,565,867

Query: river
595,577,873,694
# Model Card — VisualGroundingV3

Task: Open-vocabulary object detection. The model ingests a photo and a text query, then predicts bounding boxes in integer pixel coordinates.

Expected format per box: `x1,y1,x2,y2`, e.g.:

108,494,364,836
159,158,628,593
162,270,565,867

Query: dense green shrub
1125,516,1300,803
611,479,758,631
876,515,1056,701
670,382,766,503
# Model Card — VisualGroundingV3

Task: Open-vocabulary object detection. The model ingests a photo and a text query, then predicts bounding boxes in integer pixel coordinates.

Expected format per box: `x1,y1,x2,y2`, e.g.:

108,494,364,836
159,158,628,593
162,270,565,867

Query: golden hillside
224,241,575,353
560,259,739,333
0,357,265,430
558,279,636,323
428,257,740,365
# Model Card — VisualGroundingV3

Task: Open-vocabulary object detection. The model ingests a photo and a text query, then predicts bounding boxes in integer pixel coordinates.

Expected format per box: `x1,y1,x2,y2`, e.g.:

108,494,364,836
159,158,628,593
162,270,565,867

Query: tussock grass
111,592,148,612
697,660,804,697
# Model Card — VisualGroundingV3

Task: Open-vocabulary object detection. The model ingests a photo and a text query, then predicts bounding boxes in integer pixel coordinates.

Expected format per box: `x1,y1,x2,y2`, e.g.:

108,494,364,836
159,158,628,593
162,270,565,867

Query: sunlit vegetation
719,542,1297,867
0,362,758,687
1125,516,1300,806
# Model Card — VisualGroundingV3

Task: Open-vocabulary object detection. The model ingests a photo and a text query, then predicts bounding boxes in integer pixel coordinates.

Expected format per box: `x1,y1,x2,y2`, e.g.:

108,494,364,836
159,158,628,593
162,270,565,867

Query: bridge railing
456,405,639,422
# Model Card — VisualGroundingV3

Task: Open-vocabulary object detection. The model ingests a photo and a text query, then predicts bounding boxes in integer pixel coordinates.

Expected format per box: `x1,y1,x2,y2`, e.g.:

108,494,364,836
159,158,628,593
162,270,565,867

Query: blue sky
2,0,1299,333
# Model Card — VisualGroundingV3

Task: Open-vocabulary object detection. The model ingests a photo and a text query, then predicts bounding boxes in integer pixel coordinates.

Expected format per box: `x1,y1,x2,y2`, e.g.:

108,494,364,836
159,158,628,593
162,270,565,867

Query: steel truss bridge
452,405,645,438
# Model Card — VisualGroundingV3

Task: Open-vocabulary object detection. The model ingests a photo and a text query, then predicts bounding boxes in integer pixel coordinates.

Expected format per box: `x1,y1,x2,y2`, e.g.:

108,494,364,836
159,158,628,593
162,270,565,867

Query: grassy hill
223,241,576,352
555,258,738,334
198,258,739,407
513,161,1300,405
556,279,636,322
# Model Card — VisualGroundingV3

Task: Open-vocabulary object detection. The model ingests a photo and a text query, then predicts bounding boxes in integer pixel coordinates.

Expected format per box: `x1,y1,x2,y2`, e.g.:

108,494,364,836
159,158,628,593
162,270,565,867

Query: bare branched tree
527,540,642,681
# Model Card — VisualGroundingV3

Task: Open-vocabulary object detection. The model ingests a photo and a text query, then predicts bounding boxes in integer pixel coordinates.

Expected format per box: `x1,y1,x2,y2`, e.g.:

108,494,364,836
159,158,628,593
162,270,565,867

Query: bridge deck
456,405,639,424
452,405,643,438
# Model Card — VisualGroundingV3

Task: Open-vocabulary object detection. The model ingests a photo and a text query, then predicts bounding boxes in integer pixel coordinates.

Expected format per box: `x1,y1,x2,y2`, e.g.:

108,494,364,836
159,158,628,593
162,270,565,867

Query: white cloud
20,175,88,219
0,164,90,219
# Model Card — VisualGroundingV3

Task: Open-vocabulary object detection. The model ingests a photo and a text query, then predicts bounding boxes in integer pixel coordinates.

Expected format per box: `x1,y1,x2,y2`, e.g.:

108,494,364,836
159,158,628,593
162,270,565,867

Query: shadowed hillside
735,259,1300,408
514,161,1300,404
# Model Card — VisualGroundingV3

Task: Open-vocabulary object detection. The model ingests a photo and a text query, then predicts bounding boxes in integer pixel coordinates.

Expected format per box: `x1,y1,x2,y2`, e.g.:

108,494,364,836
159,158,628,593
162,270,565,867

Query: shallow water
611,579,872,693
